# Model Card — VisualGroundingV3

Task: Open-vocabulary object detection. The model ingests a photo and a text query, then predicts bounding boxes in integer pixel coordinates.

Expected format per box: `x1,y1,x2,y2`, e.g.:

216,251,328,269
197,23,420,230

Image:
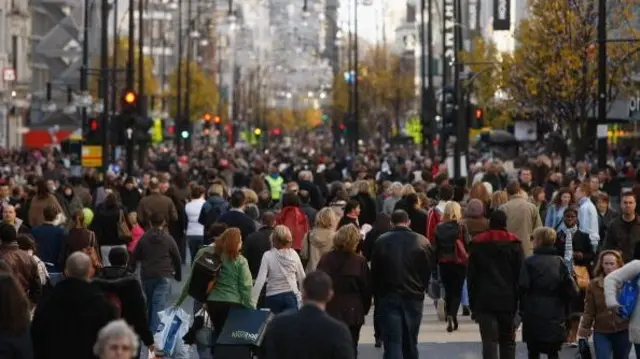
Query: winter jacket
130,228,182,281
604,260,640,343
318,251,372,327
468,229,523,314
499,194,543,256
518,245,579,344
243,226,274,279
603,215,640,263
300,228,335,273
277,206,310,250
578,276,628,338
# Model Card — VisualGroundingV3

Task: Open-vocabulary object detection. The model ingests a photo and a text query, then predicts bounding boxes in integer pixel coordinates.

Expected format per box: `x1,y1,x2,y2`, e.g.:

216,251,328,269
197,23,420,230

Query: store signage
629,93,640,118
468,0,478,31
493,0,511,30
443,0,455,62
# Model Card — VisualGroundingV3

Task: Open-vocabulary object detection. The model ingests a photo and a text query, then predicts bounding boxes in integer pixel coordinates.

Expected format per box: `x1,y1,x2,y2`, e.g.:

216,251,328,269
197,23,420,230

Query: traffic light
271,128,281,136
472,107,484,129
254,128,262,136
121,90,139,116
85,117,100,144
181,130,190,139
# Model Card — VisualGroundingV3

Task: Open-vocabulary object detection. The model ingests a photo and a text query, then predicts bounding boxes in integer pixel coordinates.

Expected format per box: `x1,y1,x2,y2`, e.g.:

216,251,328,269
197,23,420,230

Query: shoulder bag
84,230,103,272
117,210,132,241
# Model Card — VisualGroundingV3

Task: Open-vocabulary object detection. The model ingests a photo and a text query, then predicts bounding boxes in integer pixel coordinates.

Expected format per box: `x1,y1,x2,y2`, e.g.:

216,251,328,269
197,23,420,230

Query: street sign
2,68,15,82
82,145,103,168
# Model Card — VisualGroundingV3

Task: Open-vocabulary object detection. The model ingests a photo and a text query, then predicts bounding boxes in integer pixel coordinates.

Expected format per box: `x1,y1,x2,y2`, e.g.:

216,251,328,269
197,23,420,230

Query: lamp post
80,0,89,143
353,0,360,152
100,0,110,173
419,0,435,159
452,0,464,181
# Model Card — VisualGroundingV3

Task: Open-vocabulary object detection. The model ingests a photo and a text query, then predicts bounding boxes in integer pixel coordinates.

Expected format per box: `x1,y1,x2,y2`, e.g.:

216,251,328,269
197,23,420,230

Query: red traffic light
90,119,98,131
475,108,483,119
123,91,137,104
168,125,175,134
203,113,212,122
213,116,221,124
339,123,345,130
272,128,281,136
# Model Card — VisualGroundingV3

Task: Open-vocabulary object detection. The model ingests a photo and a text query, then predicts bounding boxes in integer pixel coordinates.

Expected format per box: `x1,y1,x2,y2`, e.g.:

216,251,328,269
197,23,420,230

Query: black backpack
188,248,223,302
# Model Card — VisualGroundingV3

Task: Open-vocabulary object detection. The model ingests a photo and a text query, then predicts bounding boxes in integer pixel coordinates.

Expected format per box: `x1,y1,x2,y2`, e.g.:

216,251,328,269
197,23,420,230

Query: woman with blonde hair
489,190,509,217
252,225,306,314
434,201,470,332
317,224,372,355
578,250,629,359
300,207,338,272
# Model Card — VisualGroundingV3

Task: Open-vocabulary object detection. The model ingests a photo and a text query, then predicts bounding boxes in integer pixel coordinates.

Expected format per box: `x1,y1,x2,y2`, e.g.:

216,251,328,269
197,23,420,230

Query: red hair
215,228,242,259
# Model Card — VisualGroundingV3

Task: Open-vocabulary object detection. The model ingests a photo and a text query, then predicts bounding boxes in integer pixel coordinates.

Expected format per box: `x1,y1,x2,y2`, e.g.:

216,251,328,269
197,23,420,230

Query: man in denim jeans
370,210,433,359
130,212,182,333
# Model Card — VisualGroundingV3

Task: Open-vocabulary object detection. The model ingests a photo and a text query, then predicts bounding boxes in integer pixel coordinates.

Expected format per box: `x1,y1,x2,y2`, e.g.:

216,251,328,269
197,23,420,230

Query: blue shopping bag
617,274,640,320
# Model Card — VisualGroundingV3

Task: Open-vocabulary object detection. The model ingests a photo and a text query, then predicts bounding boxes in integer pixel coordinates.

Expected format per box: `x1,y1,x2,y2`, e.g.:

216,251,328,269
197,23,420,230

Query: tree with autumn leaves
498,0,640,156
167,61,219,120
332,44,415,136
89,38,158,107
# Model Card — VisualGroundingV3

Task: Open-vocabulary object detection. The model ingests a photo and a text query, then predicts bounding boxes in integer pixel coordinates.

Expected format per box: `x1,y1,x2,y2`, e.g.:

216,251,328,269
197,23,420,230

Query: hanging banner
442,0,456,82
468,0,479,31
493,0,511,30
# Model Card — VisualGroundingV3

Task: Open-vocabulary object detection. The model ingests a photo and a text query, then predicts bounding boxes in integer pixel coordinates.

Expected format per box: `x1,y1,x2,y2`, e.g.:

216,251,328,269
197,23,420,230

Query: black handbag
575,338,592,359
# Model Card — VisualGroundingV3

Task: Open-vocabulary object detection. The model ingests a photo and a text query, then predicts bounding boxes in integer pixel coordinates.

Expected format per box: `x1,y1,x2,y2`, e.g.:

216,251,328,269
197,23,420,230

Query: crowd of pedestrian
2,142,640,359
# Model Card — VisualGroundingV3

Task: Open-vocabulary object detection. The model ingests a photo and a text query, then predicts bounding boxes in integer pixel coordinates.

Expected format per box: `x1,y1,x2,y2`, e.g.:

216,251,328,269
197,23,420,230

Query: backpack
188,248,223,302
106,292,123,318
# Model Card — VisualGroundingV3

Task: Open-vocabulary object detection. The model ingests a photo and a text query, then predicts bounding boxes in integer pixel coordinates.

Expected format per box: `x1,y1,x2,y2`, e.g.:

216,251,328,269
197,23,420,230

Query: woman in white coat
603,259,640,355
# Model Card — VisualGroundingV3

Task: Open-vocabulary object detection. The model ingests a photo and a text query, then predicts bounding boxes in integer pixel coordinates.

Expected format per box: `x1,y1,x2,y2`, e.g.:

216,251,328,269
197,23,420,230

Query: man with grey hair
383,182,404,215
32,252,117,359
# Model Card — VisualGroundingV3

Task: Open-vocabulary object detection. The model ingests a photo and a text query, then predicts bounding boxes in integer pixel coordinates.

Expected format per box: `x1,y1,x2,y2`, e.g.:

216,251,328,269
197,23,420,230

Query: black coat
119,187,142,213
0,330,33,359
93,266,154,346
467,230,524,314
242,227,274,279
406,207,428,237
353,193,376,226
370,227,433,300
91,203,128,246
31,278,117,359
262,305,354,359
518,246,579,344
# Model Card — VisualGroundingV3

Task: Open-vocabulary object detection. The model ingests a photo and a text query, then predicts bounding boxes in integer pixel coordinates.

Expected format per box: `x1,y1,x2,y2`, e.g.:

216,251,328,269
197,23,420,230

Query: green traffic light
181,130,189,139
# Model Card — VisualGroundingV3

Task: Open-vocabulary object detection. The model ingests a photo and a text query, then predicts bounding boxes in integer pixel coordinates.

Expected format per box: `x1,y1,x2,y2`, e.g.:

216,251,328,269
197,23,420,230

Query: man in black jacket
370,210,432,359
468,210,524,359
94,247,154,355
32,252,117,359
216,190,256,241
262,271,354,359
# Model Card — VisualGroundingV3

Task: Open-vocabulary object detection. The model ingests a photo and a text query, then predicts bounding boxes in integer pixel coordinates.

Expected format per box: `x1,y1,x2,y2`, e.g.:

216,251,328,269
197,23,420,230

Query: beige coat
499,194,542,256
300,228,335,273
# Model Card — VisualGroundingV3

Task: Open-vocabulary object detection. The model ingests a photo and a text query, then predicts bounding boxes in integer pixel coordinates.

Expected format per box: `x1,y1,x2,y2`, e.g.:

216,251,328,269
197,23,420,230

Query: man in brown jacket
499,181,542,256
137,180,178,229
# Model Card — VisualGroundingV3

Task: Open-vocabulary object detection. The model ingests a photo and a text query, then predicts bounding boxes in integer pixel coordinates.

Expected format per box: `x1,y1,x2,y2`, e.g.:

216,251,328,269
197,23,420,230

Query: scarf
562,226,578,273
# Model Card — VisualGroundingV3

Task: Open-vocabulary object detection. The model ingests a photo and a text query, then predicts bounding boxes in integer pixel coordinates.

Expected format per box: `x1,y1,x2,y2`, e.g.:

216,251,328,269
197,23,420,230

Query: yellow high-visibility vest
265,175,284,200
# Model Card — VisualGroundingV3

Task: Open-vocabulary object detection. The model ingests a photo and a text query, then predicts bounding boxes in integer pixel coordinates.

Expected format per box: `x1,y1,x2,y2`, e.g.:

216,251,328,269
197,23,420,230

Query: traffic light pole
353,0,360,152
453,0,465,181
127,0,135,89
596,0,607,169
100,0,110,173
80,0,89,147
175,0,183,153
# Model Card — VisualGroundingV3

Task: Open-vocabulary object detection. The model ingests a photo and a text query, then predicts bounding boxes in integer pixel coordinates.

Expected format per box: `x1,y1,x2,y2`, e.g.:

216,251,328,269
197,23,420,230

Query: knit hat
466,199,485,218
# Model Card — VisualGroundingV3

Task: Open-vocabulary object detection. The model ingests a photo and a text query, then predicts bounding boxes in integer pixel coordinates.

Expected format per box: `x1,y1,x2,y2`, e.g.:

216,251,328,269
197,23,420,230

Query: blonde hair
242,188,258,205
532,227,556,246
208,183,224,197
443,201,462,221
333,224,360,253
353,180,371,196
271,225,293,249
127,212,138,226
315,207,338,229
401,184,416,197
490,190,508,209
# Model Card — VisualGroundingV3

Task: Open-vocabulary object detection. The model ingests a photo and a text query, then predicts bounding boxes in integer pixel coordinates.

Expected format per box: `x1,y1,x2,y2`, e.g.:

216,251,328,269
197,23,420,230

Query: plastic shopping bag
154,307,192,357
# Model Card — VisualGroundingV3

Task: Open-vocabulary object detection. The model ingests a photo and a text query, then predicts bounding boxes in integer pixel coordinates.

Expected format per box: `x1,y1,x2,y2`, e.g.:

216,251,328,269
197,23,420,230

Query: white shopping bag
154,307,192,357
